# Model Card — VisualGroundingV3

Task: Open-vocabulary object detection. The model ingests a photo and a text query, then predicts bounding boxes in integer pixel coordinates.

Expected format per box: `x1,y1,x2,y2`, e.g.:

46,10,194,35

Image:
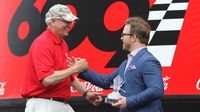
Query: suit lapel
131,48,147,64
121,60,127,74
125,48,147,74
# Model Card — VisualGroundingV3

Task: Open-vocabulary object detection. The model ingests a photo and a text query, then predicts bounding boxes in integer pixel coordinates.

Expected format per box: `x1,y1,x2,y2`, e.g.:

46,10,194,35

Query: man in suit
73,17,164,112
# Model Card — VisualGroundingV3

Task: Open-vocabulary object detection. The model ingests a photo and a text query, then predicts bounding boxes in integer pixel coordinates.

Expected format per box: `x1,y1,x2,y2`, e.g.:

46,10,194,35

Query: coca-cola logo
163,76,171,90
196,79,200,90
71,80,103,93
0,82,6,95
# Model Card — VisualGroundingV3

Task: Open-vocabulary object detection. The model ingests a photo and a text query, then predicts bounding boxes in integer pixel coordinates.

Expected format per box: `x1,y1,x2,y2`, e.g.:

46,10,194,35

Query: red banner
0,0,200,98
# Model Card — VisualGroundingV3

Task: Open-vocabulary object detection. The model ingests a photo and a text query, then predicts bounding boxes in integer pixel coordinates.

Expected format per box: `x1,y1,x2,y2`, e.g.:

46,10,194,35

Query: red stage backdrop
0,0,200,98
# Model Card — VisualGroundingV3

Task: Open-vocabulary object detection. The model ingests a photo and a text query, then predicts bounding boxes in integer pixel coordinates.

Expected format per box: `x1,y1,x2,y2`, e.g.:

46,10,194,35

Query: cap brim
63,13,78,22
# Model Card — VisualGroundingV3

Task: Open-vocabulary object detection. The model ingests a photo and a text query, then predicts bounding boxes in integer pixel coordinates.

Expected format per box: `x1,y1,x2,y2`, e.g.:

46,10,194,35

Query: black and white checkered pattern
147,0,188,67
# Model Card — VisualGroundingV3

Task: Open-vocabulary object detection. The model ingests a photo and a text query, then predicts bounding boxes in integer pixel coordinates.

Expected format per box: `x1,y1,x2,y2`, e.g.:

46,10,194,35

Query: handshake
67,56,88,73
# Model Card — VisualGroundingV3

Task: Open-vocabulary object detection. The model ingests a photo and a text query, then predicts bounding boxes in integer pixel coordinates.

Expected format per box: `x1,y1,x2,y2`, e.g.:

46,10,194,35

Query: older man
21,4,102,112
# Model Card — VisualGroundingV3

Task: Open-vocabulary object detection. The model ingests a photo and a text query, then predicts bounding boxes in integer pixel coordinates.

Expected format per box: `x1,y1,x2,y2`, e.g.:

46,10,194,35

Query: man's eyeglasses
121,33,134,37
56,19,73,25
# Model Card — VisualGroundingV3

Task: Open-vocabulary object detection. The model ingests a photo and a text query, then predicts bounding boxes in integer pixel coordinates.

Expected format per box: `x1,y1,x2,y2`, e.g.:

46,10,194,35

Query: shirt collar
128,47,146,57
46,28,63,45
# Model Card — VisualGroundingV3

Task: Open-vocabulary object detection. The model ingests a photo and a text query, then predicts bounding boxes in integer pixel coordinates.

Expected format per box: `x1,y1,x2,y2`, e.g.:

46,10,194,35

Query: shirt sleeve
70,73,77,81
31,43,54,81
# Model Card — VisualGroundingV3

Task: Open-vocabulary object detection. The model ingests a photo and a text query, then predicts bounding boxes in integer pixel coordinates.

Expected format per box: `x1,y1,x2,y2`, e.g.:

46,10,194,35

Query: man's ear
50,19,56,27
131,35,137,42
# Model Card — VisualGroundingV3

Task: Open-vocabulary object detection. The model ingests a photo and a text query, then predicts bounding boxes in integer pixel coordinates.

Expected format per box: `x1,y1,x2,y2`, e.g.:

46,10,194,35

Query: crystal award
105,75,124,104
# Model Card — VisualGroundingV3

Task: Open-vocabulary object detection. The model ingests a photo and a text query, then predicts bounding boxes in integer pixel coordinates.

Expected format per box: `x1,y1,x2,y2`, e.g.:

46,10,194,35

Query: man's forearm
42,67,78,86
71,77,88,95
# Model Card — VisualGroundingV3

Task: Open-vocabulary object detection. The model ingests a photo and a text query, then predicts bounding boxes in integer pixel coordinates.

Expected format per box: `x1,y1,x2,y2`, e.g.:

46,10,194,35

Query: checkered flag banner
147,0,189,67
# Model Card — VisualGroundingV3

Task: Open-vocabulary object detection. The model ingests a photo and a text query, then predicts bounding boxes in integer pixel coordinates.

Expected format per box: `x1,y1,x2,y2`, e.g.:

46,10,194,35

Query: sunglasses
55,19,73,25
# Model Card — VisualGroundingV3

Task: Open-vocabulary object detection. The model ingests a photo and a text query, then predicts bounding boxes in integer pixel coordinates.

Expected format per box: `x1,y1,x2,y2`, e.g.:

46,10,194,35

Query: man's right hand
72,58,88,73
85,91,103,106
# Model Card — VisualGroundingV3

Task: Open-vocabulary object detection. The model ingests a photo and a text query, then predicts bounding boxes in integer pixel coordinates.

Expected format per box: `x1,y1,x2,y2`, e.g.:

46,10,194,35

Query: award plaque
105,75,124,104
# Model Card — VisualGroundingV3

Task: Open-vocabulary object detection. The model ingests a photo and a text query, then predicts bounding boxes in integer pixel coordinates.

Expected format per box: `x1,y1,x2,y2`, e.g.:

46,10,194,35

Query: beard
122,43,131,52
